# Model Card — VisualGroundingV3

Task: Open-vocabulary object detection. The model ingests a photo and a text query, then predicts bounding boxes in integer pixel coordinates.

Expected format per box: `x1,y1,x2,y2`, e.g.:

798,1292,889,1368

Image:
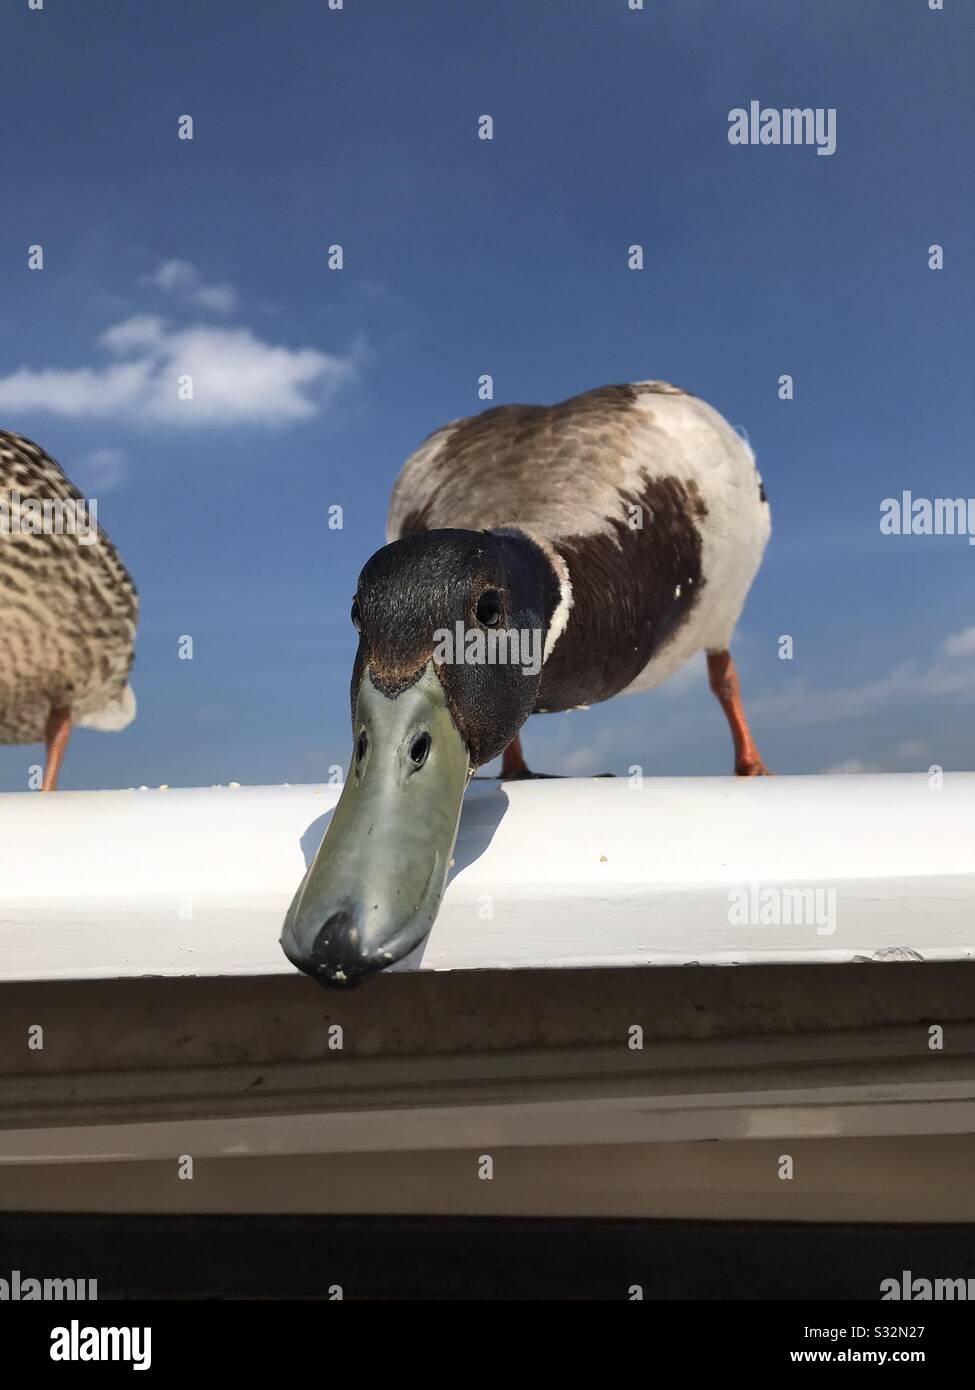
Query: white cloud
822,758,875,774
749,641,975,732
944,626,975,658
75,447,126,493
101,314,166,354
893,738,927,760
822,740,928,775
0,315,357,426
147,261,196,292
144,259,239,314
193,283,238,313
0,361,153,416
554,744,604,776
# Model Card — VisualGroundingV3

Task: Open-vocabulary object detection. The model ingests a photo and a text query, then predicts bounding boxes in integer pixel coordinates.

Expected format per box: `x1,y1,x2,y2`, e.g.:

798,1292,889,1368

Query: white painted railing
1,773,973,982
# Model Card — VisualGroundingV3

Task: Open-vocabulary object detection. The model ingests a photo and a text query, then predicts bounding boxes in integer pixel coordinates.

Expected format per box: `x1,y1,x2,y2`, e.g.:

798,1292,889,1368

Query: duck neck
489,528,572,666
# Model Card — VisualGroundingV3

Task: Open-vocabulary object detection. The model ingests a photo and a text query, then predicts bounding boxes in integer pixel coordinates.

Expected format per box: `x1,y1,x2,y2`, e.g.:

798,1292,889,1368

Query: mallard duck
0,431,137,790
282,381,770,987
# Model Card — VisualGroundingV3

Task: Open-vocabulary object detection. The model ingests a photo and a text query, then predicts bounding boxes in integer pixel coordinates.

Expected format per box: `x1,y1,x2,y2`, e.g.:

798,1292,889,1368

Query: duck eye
475,589,503,627
409,732,431,768
351,598,361,632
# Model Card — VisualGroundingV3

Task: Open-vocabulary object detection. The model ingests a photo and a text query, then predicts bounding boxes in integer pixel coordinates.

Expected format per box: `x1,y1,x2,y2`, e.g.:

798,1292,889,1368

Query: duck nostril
409,731,431,768
355,729,368,766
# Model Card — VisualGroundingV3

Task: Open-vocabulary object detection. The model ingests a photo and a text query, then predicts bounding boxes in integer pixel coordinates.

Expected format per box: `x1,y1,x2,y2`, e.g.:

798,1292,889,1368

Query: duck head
280,528,561,987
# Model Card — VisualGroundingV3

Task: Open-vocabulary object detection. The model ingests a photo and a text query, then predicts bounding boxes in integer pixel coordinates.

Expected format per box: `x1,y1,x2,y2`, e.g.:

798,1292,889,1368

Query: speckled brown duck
0,431,137,790
282,381,770,987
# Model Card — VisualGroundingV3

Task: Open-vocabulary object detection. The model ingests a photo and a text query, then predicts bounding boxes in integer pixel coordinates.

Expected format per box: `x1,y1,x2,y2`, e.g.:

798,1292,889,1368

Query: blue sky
0,0,972,791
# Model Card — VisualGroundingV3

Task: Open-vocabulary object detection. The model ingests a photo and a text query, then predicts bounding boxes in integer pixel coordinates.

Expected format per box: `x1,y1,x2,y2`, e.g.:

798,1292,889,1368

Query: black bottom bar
2,1211,975,1300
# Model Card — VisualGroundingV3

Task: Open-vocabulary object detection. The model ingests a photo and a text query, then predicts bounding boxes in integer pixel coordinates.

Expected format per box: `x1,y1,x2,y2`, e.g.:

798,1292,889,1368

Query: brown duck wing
0,431,137,744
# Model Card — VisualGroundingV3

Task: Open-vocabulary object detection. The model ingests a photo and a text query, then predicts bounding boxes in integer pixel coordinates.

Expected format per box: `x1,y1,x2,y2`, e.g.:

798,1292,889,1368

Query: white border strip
1,773,973,981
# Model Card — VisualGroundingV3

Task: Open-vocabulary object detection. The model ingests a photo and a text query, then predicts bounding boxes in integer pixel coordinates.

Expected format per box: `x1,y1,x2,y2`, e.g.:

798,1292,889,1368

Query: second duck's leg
500,733,531,780
706,651,769,777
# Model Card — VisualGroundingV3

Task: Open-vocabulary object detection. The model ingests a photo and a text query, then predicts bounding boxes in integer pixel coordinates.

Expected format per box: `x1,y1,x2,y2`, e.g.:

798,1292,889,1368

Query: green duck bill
280,662,471,988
